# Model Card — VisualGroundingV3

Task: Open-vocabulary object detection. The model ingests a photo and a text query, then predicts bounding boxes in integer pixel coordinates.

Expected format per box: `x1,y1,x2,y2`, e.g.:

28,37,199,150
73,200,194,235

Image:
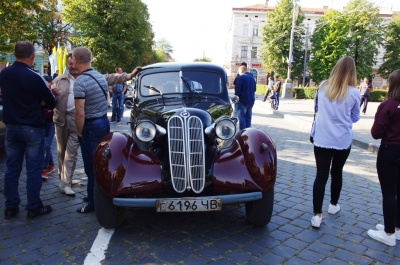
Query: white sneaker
376,224,400,240
367,229,396,246
71,179,80,185
311,215,322,228
328,204,341,214
60,186,76,196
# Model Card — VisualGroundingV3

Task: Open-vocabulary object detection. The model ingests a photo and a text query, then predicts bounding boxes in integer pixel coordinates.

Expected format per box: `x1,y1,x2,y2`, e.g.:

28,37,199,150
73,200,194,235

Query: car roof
141,62,227,79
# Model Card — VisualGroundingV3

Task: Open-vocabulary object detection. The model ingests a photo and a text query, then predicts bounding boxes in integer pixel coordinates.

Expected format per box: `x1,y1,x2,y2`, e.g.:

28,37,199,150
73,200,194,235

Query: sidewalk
253,95,381,153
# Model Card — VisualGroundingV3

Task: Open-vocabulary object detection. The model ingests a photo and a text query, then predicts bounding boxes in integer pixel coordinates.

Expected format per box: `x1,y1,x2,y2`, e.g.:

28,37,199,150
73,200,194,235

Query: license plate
156,198,222,212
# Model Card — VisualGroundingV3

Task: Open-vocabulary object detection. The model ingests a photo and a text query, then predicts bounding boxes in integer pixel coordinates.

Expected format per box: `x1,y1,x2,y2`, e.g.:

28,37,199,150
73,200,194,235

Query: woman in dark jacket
368,69,400,246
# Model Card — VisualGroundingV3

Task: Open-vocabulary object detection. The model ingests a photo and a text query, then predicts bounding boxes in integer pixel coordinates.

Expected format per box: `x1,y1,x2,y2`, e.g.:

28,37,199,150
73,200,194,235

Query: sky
142,0,399,66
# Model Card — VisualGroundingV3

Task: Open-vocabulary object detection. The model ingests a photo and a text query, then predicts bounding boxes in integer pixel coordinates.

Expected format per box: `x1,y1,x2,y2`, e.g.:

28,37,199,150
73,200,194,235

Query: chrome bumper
113,192,262,207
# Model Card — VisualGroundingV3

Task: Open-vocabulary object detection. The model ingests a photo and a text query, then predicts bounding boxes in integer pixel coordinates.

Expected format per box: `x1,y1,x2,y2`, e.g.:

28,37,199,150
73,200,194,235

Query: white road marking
84,228,115,265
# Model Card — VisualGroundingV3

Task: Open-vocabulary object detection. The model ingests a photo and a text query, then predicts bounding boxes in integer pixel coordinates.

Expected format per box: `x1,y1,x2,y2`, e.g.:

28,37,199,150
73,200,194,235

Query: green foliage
0,0,43,53
193,57,212,62
256,84,268,96
378,14,400,79
293,87,386,101
344,0,384,79
308,10,348,83
260,0,304,79
308,0,383,83
62,0,156,73
293,87,318,99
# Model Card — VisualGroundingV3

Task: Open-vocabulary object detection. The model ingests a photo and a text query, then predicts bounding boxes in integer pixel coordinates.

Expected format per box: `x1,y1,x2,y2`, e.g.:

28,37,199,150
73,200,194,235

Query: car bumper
113,192,262,207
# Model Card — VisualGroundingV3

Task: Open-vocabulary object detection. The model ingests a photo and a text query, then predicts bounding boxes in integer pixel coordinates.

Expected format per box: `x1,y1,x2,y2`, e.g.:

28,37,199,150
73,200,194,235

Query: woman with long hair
310,56,361,228
367,69,400,246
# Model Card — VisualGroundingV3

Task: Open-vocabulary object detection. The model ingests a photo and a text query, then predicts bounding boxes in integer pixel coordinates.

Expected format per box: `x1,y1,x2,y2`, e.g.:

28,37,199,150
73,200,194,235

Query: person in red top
367,69,400,246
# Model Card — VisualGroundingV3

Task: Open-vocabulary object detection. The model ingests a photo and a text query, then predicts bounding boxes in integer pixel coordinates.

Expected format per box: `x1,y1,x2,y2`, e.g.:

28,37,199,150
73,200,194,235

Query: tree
308,9,349,83
62,0,156,73
155,38,174,54
193,57,212,62
260,0,304,81
0,0,43,53
378,14,400,79
343,0,383,80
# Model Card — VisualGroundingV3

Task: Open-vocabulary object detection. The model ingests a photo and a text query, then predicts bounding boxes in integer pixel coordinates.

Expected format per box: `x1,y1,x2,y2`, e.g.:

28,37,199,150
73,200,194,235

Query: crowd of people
1,42,400,248
0,41,141,217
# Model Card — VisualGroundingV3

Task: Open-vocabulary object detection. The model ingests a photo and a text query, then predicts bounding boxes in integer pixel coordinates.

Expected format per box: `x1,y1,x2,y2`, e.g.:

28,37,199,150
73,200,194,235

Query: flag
62,47,68,73
57,42,63,75
51,46,57,76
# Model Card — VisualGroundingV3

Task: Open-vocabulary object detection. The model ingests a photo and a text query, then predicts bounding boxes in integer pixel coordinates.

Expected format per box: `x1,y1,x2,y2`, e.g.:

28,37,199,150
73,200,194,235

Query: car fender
213,128,277,193
94,132,162,198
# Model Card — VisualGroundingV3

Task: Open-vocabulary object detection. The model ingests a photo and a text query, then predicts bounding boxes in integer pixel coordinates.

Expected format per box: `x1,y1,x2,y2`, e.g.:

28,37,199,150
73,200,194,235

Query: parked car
93,62,277,228
124,81,134,105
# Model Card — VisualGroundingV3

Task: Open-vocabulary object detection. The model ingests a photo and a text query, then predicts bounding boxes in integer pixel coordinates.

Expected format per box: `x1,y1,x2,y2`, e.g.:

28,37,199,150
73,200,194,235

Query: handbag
310,88,319,143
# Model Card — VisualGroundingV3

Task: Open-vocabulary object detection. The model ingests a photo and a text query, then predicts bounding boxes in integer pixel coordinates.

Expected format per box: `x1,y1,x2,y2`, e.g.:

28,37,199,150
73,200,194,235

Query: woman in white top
310,56,361,228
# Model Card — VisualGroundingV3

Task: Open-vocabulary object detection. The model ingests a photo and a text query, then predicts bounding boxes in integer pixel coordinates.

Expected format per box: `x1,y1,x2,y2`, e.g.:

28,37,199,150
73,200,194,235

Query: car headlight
215,119,236,140
135,121,156,142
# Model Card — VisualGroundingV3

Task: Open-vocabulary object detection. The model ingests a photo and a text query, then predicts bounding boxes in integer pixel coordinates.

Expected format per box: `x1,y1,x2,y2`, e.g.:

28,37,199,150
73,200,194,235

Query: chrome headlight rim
215,118,236,140
135,120,157,142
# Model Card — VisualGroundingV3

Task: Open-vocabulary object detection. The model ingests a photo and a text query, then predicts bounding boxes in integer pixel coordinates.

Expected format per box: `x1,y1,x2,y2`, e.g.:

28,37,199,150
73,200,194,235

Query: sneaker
60,186,76,196
110,120,116,123
311,215,322,228
116,121,121,124
41,169,48,180
71,179,80,185
367,229,396,246
5,208,19,219
77,204,95,213
376,224,400,240
328,203,341,214
27,205,52,218
47,165,55,174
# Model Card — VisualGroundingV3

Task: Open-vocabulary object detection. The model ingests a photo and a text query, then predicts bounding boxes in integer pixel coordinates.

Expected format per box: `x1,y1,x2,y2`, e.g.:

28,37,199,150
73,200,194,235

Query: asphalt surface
1,95,398,265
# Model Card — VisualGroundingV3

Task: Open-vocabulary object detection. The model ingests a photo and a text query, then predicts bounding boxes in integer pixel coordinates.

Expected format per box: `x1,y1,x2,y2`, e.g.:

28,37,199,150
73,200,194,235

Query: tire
245,187,274,226
94,181,126,229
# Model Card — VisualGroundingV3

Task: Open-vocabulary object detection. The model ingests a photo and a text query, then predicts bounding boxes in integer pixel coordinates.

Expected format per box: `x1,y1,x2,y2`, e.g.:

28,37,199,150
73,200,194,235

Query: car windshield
140,70,222,97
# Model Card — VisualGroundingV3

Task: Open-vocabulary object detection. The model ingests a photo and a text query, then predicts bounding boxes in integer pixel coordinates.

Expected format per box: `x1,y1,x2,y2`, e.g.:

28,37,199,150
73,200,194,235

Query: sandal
77,204,94,213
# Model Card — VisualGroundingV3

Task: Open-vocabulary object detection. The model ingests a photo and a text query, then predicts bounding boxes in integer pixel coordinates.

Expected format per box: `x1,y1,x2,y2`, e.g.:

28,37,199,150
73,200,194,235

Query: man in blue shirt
0,41,56,219
234,65,256,130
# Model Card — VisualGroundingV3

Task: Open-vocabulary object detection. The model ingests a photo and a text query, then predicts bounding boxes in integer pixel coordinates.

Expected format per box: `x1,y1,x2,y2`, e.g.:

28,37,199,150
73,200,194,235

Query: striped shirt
74,69,108,119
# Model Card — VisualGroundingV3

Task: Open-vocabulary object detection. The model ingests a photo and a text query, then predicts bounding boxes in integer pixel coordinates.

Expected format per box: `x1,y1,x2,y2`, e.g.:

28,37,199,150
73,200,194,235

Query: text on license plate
156,198,222,212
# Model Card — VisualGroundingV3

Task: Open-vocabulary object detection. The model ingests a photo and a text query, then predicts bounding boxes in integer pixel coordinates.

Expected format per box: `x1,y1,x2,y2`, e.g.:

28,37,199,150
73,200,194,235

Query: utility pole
282,0,299,98
302,25,309,87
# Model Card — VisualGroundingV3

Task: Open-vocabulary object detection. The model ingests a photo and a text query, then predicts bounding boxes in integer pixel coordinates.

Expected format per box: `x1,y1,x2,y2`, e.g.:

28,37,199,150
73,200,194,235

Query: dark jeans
313,145,351,214
236,101,253,130
111,93,123,122
43,122,55,168
78,116,110,207
120,94,125,119
376,144,400,234
360,95,369,114
4,124,45,210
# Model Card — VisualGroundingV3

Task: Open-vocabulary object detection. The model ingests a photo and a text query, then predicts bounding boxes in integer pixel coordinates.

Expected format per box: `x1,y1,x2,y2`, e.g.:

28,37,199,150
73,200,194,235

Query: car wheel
94,181,126,229
245,187,274,226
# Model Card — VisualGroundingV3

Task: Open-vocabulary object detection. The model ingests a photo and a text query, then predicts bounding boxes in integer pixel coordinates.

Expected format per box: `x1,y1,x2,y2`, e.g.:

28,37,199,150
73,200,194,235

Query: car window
140,71,222,97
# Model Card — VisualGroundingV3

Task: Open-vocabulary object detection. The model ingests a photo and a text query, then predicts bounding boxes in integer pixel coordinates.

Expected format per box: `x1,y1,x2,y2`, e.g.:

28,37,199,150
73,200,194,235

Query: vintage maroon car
93,62,277,228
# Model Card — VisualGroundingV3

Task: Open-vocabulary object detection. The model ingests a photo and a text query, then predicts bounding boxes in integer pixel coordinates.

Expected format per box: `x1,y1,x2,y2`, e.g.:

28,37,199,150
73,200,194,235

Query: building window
241,46,248,58
253,25,259,36
243,24,249,37
251,47,257,59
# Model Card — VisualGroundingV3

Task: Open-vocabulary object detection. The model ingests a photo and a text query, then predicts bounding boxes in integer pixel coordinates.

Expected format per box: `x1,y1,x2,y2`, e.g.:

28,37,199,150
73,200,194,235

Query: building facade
225,2,395,88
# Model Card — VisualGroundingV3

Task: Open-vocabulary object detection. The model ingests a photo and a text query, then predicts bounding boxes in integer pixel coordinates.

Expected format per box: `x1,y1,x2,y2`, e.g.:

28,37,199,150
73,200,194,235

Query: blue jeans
4,124,45,210
236,102,253,130
111,93,123,122
43,122,55,168
120,94,125,119
78,115,110,207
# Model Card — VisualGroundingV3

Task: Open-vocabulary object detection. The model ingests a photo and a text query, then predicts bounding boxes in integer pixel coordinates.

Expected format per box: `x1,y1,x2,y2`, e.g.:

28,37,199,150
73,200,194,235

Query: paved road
1,97,398,264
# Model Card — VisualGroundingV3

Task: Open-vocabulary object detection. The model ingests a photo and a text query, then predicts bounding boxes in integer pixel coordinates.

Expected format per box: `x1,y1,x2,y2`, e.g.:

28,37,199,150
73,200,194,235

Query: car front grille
168,115,205,193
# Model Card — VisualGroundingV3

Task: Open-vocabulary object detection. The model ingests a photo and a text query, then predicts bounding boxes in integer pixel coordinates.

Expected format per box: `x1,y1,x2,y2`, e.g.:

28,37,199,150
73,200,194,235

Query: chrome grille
168,115,205,193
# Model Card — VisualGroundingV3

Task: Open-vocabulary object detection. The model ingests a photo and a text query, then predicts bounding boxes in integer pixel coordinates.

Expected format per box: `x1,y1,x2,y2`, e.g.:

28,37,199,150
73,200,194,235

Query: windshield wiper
144,85,162,95
181,77,197,94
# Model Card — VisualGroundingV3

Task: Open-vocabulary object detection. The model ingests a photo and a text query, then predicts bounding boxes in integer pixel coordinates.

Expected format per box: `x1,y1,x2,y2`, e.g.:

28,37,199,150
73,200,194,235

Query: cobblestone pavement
0,98,399,265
